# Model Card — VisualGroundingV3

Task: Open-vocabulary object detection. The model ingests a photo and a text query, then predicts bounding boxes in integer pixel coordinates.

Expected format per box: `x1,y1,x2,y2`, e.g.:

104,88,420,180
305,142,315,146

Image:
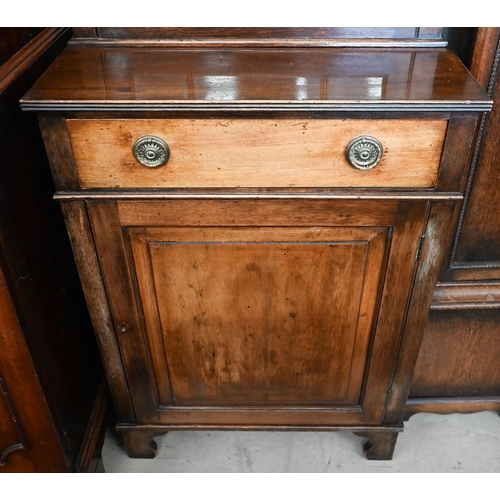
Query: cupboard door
87,199,427,426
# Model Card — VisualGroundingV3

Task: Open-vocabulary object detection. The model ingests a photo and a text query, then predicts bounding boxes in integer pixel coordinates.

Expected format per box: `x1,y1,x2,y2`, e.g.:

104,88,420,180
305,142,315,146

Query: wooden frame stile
385,111,481,422
36,113,136,425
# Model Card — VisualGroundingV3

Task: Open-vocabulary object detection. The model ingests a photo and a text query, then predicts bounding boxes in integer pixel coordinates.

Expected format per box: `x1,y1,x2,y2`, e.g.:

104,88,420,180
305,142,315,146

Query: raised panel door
87,198,427,427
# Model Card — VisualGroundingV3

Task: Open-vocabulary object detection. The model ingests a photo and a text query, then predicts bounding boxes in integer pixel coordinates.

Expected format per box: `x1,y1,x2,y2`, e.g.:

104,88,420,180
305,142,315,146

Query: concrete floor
102,411,500,472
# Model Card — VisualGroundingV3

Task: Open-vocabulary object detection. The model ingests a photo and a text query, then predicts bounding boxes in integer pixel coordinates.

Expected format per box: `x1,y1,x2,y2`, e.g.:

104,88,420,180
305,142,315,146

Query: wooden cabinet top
21,47,491,112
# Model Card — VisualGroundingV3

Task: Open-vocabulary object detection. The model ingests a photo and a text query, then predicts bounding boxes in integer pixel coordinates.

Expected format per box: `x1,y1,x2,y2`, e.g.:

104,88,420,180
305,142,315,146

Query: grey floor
101,411,500,472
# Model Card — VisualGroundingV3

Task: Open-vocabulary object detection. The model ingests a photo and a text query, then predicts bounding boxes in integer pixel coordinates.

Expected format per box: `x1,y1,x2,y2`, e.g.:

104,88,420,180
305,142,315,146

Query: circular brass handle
345,136,383,170
132,136,170,168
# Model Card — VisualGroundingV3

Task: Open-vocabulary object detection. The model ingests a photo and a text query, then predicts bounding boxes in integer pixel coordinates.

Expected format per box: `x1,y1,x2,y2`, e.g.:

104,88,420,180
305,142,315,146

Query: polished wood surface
384,201,456,423
408,29,500,419
469,28,500,89
60,202,135,423
131,226,386,405
0,268,65,472
21,47,491,111
67,118,446,189
0,27,43,66
85,198,427,428
411,309,500,398
27,31,488,461
453,36,500,264
431,282,500,309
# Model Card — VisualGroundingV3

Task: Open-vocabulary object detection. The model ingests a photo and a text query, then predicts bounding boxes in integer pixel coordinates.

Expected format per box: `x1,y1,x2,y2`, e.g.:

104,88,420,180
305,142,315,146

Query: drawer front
67,118,447,189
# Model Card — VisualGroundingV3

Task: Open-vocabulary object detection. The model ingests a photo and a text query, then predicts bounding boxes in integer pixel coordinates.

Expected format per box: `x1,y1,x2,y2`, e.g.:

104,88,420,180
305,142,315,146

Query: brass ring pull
132,136,170,168
346,136,383,170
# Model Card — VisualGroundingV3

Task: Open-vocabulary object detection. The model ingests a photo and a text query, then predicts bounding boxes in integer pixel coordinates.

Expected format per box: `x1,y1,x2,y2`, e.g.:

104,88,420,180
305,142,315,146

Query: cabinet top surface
21,46,491,112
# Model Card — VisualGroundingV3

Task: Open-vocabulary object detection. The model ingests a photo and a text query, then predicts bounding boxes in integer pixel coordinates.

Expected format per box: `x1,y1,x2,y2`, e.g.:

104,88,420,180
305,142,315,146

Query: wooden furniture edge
116,423,403,432
0,28,70,90
67,38,448,49
469,28,500,91
444,28,500,276
431,281,500,309
405,397,500,418
384,201,457,423
75,377,110,473
59,201,136,423
0,267,68,471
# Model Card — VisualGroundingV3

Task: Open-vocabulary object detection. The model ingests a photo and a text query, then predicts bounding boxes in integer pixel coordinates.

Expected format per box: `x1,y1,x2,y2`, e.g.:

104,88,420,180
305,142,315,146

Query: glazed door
87,199,427,427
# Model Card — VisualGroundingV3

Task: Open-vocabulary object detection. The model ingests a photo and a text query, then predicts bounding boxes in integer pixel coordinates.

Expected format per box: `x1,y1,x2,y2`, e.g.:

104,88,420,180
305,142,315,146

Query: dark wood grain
0,268,67,472
21,47,491,112
453,44,500,263
60,201,136,423
0,367,26,468
75,379,109,473
410,309,500,398
405,397,500,418
72,27,98,39
409,32,500,419
38,116,79,190
447,267,500,281
384,201,456,424
0,27,105,472
431,282,500,309
132,226,386,406
0,29,67,89
0,27,43,66
435,113,479,193
28,30,487,461
85,199,426,433
469,28,500,90
69,28,446,49
86,201,160,423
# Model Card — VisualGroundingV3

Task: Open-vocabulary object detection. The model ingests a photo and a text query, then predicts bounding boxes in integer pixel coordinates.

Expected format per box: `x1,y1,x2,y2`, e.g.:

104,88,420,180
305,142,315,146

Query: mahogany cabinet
0,28,106,472
407,28,500,416
21,28,491,460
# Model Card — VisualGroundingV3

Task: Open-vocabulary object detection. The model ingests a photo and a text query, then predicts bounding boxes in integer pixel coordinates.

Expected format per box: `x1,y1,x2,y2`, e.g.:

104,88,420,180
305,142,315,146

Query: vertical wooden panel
361,200,428,422
454,62,500,263
385,201,456,423
469,28,500,90
87,201,160,422
136,227,386,405
0,268,67,472
60,201,135,423
410,308,500,398
0,27,104,471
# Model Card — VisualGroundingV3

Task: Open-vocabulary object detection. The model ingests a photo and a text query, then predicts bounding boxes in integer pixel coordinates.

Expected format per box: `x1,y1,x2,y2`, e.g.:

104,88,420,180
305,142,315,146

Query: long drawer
66,118,448,189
